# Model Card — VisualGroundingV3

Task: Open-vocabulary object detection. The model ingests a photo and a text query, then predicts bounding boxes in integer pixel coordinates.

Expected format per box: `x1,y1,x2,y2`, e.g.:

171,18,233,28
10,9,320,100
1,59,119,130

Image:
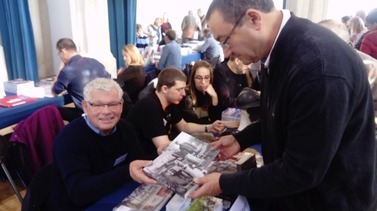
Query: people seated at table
157,29,182,70
47,78,147,211
213,55,257,119
126,68,226,159
178,60,219,124
115,44,146,104
52,38,111,122
194,28,223,67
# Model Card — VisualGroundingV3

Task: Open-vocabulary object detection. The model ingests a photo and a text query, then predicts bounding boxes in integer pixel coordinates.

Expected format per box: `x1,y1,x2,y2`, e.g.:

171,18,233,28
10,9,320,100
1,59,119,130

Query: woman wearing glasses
179,60,219,124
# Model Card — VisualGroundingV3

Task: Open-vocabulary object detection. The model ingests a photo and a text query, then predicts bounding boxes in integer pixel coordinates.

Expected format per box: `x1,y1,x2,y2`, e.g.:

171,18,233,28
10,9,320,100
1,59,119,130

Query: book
221,108,241,136
206,151,256,175
0,95,37,108
143,132,220,198
113,184,173,211
166,194,224,211
3,78,34,94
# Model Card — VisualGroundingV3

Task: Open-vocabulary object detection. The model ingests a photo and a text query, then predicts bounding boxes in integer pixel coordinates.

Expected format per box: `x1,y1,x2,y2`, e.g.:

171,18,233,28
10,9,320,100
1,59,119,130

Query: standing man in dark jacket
188,0,377,210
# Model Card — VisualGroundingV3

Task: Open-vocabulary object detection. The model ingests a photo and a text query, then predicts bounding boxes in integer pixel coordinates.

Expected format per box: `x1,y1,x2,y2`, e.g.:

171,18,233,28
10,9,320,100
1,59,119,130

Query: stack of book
0,95,36,108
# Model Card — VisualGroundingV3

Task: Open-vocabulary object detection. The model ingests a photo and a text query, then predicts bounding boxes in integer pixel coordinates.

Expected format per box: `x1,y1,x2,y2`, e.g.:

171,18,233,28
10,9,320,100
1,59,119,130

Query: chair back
9,105,64,185
21,164,52,211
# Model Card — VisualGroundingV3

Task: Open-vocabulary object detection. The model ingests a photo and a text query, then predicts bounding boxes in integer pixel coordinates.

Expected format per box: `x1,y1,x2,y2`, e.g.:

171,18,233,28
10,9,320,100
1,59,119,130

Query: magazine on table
113,183,173,211
143,132,220,198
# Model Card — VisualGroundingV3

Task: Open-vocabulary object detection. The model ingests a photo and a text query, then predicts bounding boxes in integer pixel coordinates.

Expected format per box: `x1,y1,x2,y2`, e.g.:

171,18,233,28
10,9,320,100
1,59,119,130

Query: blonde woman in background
349,16,367,47
116,44,146,103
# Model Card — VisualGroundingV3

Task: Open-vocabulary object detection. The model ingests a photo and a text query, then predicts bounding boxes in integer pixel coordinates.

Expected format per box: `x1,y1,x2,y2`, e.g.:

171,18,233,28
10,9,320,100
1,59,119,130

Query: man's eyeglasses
194,75,211,81
221,14,245,49
88,101,122,110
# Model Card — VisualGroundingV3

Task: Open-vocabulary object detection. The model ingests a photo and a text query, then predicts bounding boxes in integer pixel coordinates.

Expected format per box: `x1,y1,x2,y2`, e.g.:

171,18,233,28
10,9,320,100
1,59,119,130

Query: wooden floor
0,179,25,211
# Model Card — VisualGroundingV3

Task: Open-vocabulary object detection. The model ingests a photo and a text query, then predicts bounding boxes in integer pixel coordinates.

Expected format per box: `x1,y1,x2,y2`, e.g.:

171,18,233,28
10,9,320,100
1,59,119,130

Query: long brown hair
188,60,213,106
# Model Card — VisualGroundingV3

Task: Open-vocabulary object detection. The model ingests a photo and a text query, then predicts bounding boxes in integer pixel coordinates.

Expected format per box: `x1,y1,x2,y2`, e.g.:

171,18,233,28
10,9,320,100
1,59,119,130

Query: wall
45,0,117,78
46,0,73,74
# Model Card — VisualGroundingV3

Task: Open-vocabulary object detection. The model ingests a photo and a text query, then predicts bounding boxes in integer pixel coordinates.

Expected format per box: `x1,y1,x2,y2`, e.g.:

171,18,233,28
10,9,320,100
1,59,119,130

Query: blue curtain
107,0,137,69
0,0,38,81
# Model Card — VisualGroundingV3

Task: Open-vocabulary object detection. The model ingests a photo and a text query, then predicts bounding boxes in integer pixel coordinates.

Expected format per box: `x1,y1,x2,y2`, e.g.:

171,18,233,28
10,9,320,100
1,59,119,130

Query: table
0,95,66,129
85,180,140,211
145,51,202,73
86,145,262,211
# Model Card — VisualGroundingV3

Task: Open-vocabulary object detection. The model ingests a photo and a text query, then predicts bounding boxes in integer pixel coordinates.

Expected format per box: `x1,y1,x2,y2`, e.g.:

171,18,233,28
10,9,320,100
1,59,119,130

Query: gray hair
83,78,123,101
206,0,275,25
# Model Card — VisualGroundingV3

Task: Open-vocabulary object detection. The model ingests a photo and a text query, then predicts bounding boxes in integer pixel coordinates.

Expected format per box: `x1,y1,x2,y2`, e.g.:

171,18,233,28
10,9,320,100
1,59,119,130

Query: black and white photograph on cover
143,132,219,197
113,184,173,211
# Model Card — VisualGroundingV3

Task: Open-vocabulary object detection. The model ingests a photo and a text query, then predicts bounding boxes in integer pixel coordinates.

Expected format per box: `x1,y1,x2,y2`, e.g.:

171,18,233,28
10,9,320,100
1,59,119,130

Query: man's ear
82,100,89,113
161,85,169,93
245,9,262,30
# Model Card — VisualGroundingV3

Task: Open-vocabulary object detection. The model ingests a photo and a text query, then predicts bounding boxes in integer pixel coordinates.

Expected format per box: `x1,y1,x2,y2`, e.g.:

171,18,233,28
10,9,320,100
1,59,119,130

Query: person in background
197,8,208,33
159,12,172,46
318,19,377,104
341,15,350,26
157,29,182,70
52,38,111,122
185,0,377,210
126,68,226,159
213,55,255,119
136,24,148,53
355,9,377,50
179,60,219,124
144,17,162,47
360,9,377,59
47,78,148,211
181,10,198,43
116,44,146,104
195,28,223,67
349,16,367,47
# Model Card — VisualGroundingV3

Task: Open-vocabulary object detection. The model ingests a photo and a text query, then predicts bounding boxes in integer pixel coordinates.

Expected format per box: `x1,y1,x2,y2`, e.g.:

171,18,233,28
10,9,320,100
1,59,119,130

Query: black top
222,14,377,210
47,118,145,211
127,92,182,159
115,65,146,103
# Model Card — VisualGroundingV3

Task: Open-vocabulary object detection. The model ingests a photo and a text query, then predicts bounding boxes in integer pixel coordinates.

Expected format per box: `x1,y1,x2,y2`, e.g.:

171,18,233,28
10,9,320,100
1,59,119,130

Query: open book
143,132,219,198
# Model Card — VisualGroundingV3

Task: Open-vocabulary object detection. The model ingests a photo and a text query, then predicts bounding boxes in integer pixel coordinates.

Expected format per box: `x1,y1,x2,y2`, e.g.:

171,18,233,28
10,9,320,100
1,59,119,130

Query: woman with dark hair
179,60,219,124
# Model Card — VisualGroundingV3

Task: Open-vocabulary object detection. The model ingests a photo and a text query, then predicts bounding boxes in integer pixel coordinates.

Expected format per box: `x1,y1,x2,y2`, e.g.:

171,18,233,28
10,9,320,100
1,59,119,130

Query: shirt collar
264,9,291,69
83,114,116,136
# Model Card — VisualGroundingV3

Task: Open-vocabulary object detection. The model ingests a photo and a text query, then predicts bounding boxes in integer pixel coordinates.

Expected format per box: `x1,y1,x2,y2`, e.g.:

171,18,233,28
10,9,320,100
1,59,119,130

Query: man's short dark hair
202,28,212,37
56,38,77,51
156,68,187,91
206,0,274,25
165,29,176,41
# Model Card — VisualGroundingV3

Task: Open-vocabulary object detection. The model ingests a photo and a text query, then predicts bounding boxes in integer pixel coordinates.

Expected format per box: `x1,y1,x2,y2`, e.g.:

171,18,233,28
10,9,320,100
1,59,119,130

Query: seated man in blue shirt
52,38,111,121
195,28,223,67
157,30,182,70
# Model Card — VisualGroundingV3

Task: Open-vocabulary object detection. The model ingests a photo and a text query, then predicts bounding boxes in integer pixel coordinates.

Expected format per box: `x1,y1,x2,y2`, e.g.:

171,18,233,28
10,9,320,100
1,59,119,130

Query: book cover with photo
143,132,219,197
113,184,173,211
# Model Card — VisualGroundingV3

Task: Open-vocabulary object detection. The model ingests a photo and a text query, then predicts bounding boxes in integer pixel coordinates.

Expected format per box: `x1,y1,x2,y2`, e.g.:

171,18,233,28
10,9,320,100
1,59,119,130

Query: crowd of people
44,0,377,210
342,9,377,59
